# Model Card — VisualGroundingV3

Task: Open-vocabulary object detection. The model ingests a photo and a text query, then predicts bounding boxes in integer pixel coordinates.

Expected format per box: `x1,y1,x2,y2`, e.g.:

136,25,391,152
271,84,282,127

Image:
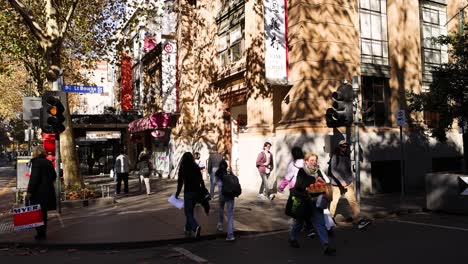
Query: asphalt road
0,212,466,264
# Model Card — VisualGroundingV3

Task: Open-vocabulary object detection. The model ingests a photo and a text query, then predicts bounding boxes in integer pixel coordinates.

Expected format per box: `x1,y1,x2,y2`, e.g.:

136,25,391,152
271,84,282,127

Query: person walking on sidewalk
256,142,275,200
329,140,371,229
279,146,316,238
207,146,223,197
175,152,206,238
114,149,129,195
26,146,57,240
137,154,153,195
215,160,238,241
288,152,336,256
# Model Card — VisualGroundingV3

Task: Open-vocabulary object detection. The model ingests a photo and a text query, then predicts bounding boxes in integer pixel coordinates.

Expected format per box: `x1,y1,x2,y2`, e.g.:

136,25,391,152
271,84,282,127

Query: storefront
128,112,173,177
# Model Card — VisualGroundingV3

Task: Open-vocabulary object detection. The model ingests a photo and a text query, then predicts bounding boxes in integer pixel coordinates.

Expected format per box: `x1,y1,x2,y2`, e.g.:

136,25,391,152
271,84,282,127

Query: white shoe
257,194,266,200
226,235,235,241
269,194,276,201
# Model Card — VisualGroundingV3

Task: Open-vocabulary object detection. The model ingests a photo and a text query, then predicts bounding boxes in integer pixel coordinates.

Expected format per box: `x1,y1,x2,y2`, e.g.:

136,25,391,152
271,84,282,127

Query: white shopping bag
168,194,184,209
323,208,336,230
109,169,114,178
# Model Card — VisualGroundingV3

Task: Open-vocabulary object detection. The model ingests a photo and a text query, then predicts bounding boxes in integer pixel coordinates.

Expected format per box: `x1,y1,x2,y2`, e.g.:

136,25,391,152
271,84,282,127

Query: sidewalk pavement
0,177,425,249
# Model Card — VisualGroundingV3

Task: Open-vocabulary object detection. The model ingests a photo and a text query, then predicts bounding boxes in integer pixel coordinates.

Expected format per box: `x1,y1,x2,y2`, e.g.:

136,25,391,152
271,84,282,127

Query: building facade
125,0,467,194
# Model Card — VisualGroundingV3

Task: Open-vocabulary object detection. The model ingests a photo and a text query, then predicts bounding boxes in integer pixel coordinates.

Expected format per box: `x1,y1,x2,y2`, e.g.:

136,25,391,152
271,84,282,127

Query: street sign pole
396,110,406,202
55,132,61,214
400,125,405,201
352,76,361,204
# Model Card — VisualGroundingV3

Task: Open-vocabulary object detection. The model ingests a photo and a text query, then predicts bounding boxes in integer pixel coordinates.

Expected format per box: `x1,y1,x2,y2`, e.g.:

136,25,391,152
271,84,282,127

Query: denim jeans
210,167,218,197
218,194,234,237
290,205,329,246
258,172,272,196
184,192,199,232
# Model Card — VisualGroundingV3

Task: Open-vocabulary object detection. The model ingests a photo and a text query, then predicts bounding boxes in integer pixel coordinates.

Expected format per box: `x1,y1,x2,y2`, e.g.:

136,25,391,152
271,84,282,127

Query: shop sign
86,131,121,140
151,130,166,138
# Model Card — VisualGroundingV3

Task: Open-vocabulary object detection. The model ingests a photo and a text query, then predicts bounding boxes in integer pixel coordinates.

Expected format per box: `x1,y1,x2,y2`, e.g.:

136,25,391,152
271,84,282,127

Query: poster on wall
264,0,288,85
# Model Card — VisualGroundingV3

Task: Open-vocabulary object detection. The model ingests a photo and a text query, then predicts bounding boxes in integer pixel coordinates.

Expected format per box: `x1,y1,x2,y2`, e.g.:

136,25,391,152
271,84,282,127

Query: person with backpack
137,154,153,195
288,152,336,256
216,159,241,241
256,142,275,200
328,140,371,229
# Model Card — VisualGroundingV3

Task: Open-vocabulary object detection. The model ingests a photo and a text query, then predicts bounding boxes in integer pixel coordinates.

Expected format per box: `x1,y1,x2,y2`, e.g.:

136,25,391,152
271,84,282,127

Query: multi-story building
126,0,467,194
113,0,178,172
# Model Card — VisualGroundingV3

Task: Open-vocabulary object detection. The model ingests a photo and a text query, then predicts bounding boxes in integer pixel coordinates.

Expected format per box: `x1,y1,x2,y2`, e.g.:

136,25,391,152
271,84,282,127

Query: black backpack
222,172,242,197
139,160,151,177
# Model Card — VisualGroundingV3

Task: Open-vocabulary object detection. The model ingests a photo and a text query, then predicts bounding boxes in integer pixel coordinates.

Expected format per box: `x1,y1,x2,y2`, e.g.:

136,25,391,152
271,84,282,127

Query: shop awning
128,113,171,134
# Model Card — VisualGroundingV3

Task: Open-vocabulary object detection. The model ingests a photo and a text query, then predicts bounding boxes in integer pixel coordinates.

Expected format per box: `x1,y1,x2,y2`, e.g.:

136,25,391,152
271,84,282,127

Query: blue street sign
61,85,104,94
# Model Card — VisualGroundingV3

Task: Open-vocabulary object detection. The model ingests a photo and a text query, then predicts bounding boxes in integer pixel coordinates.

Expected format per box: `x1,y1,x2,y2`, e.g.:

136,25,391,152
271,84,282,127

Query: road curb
0,229,289,250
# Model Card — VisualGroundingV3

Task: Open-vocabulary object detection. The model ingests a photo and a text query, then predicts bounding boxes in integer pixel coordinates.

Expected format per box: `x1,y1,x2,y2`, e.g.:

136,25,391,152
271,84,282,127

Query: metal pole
55,133,61,214
400,125,405,202
354,95,361,204
352,75,361,204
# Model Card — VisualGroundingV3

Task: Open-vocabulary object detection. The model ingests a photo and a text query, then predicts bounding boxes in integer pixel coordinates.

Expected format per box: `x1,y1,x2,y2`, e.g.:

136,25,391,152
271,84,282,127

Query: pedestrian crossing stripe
458,176,468,195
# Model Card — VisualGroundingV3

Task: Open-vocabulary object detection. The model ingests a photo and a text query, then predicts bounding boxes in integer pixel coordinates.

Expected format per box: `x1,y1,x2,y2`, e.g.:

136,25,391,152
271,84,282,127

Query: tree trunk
61,96,83,188
47,76,83,188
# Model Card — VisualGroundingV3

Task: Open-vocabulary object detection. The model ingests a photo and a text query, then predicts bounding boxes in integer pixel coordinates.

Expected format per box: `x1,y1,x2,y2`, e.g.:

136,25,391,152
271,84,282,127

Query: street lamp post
352,75,361,204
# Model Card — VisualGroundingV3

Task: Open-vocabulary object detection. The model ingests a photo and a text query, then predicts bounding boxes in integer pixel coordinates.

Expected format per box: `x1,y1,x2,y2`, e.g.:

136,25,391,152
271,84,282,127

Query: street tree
408,23,468,172
5,0,125,187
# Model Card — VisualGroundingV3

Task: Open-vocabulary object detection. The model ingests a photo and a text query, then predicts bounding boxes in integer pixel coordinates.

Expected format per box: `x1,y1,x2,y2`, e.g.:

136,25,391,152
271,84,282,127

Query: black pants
35,204,48,237
116,172,129,194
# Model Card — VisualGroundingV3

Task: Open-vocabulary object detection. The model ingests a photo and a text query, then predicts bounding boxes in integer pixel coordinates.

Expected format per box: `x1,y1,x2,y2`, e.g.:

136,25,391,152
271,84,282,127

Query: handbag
285,190,307,219
13,204,44,231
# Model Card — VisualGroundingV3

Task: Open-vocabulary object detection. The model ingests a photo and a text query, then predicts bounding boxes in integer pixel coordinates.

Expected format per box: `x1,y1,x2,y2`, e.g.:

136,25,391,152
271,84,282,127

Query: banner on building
161,40,178,113
264,0,288,85
121,53,133,111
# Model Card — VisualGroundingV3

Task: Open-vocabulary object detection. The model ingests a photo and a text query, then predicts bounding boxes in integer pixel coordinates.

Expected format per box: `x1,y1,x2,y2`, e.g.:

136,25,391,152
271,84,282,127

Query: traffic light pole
352,76,361,204
55,133,61,214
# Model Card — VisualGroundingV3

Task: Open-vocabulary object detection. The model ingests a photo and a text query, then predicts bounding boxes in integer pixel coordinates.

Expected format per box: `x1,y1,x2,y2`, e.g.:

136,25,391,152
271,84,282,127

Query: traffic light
325,83,354,127
41,94,66,133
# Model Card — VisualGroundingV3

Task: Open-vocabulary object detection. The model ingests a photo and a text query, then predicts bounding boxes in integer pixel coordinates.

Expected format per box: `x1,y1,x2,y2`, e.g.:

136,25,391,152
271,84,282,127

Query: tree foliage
3,0,126,188
408,23,468,142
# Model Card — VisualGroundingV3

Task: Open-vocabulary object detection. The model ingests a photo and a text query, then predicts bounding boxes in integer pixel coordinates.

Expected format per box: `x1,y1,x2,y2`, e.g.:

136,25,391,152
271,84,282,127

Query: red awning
128,113,171,134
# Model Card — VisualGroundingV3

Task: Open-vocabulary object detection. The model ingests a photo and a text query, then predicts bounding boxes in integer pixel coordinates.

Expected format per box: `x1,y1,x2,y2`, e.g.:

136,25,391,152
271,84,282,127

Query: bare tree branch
61,0,79,37
7,0,46,44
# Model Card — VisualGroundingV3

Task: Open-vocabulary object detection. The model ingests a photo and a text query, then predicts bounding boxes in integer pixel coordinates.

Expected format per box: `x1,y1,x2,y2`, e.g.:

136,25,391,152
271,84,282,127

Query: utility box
16,156,32,190
426,172,468,214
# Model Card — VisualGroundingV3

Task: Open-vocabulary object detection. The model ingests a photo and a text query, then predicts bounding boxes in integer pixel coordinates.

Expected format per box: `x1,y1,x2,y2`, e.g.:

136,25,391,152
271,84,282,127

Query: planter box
426,172,468,214
61,197,115,209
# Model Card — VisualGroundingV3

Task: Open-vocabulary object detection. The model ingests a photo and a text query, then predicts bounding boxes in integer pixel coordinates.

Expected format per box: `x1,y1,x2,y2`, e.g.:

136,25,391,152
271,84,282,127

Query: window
361,76,391,127
216,1,245,68
420,1,448,83
359,0,389,65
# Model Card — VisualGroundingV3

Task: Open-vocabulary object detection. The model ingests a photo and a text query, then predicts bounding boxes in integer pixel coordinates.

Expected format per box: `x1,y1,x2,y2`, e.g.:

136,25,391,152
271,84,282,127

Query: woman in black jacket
175,152,206,238
288,153,336,256
26,146,57,240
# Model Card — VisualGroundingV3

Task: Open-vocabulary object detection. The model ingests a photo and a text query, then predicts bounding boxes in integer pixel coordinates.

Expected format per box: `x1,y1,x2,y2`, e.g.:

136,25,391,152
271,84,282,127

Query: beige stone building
145,0,468,194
